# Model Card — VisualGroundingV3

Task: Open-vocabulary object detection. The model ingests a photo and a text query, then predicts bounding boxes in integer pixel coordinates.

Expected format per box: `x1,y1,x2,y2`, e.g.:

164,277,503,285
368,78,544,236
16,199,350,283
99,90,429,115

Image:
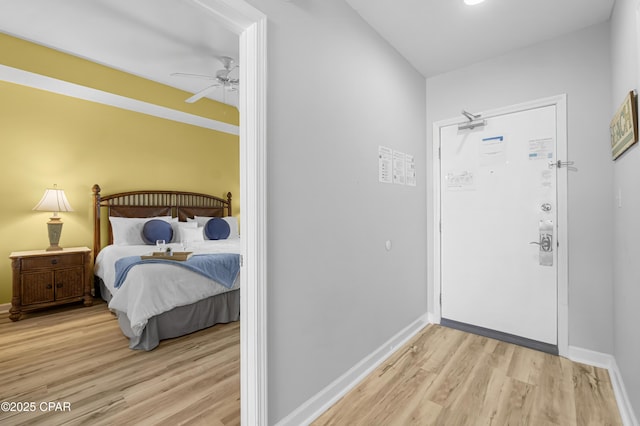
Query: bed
92,184,241,350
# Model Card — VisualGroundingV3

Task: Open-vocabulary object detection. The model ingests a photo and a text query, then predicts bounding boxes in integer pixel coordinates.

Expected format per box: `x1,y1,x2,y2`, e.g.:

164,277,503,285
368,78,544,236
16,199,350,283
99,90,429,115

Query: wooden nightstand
9,247,93,321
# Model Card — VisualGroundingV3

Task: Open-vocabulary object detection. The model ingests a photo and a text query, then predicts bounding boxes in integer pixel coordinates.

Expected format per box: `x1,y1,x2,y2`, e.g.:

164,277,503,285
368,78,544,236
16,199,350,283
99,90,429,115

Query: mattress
94,239,241,345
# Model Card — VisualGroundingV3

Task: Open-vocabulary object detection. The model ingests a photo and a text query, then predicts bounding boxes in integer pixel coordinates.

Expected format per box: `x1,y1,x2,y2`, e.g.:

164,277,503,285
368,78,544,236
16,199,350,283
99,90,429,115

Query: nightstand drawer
21,253,84,271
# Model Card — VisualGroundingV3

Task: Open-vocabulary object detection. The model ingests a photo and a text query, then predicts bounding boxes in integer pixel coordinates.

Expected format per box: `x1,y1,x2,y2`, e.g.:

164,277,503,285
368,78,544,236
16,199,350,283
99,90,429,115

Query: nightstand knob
46,284,52,289
56,283,63,288
51,259,58,265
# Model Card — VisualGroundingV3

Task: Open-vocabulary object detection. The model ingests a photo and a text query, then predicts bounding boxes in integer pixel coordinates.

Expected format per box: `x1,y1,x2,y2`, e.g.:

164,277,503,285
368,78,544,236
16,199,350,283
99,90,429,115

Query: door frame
430,94,568,356
0,0,269,422
194,0,268,424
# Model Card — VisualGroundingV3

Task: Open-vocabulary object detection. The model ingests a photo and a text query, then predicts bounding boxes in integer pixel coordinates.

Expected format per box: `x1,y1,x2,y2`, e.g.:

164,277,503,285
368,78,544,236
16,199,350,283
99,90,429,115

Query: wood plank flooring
0,300,239,425
314,324,623,426
0,304,623,425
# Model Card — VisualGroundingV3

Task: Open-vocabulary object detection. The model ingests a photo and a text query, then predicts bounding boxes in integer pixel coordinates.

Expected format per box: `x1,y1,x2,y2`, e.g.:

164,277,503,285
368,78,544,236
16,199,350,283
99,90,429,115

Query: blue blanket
114,253,240,289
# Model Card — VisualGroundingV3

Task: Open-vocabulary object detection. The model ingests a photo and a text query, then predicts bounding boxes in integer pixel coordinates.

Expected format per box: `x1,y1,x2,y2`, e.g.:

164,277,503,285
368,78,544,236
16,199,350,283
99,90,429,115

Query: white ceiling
345,0,615,77
0,0,616,107
0,0,240,106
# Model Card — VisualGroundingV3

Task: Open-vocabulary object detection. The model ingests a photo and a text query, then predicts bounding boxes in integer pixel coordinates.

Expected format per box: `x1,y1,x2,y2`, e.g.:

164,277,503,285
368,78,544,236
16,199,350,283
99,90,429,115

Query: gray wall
426,23,614,354
246,0,428,423
610,0,640,415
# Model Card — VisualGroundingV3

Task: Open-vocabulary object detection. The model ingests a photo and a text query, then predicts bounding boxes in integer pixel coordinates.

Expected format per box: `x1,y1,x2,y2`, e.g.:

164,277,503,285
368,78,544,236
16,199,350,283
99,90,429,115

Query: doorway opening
194,0,268,423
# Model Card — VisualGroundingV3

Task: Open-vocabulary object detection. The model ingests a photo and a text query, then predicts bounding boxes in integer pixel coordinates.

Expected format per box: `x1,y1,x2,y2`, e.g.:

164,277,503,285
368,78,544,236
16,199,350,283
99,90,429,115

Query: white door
440,105,558,345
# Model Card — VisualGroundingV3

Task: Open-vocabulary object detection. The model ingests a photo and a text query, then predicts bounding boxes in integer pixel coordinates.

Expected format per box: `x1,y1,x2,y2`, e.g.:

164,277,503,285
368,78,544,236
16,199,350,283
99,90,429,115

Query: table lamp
33,184,74,251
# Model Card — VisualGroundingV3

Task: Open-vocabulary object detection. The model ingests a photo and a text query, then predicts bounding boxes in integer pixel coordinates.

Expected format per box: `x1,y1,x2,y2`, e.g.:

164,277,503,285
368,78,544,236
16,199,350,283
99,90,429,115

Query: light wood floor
314,324,622,426
0,300,239,425
0,304,623,426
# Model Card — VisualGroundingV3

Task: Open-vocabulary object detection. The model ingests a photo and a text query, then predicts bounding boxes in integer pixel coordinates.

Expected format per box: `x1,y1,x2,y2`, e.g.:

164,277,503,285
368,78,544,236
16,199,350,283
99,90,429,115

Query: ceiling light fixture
464,0,485,5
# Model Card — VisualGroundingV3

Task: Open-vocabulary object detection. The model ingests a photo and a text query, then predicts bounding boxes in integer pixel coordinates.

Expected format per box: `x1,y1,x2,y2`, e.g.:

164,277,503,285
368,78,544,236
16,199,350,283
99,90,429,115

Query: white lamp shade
33,188,74,213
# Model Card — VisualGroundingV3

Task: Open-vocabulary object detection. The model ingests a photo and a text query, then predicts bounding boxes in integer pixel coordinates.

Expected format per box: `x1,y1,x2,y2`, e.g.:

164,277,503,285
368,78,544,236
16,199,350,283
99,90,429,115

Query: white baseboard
275,314,429,426
609,358,639,426
0,303,10,314
567,346,639,426
567,345,615,369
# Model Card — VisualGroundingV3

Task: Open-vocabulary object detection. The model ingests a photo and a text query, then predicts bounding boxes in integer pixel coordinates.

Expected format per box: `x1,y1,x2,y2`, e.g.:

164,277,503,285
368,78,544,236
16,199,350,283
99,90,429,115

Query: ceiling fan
171,56,239,104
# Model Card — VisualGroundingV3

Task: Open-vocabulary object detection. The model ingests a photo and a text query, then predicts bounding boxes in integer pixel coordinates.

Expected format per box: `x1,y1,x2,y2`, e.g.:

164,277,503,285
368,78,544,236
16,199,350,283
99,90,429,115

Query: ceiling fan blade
185,84,221,103
171,72,216,81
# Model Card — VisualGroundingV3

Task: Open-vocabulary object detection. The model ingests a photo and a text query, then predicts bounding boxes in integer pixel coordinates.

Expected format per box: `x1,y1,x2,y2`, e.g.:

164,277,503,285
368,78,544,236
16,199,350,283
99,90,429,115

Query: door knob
541,203,552,212
531,220,553,267
530,236,552,252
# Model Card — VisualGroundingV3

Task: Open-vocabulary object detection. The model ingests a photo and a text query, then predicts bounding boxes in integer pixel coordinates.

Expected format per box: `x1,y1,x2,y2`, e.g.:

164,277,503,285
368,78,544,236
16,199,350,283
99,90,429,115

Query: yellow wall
0,33,240,304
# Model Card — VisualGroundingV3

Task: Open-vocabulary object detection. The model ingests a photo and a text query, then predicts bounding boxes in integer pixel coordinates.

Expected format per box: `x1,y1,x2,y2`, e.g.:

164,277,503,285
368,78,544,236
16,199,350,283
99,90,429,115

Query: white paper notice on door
528,138,554,161
445,170,476,191
378,146,393,184
480,135,505,166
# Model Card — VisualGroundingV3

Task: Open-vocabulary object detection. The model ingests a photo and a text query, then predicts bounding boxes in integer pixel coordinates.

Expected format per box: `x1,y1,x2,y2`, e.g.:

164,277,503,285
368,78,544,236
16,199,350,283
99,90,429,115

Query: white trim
196,1,269,425
192,0,263,33
431,123,442,323
1,2,268,422
430,95,569,356
275,314,429,426
237,9,269,426
555,94,569,356
610,359,640,426
187,2,269,424
567,347,639,426
0,64,239,136
567,345,616,369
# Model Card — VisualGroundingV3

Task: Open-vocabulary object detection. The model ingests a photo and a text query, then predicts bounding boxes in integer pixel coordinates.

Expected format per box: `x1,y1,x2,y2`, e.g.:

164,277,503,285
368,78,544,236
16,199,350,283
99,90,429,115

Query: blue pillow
204,217,230,240
142,219,174,244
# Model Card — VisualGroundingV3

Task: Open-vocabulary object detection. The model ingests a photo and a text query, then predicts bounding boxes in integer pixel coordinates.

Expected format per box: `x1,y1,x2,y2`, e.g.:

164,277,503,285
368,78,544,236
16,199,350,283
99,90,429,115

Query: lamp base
46,218,64,251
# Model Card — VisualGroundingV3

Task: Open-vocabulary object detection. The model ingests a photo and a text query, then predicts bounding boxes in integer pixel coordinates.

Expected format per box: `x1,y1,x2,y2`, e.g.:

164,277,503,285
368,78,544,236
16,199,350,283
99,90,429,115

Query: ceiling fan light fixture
171,55,239,104
464,0,485,5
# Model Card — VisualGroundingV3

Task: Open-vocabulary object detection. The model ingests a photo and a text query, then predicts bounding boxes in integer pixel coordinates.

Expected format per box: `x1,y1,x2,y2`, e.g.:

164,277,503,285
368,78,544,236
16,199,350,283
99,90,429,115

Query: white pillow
180,226,205,243
171,221,199,242
194,215,239,239
109,216,172,245
192,216,210,227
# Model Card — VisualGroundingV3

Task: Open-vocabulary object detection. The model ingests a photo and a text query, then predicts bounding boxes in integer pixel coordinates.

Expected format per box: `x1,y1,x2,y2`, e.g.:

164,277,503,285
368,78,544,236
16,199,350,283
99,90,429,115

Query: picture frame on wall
610,90,638,160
